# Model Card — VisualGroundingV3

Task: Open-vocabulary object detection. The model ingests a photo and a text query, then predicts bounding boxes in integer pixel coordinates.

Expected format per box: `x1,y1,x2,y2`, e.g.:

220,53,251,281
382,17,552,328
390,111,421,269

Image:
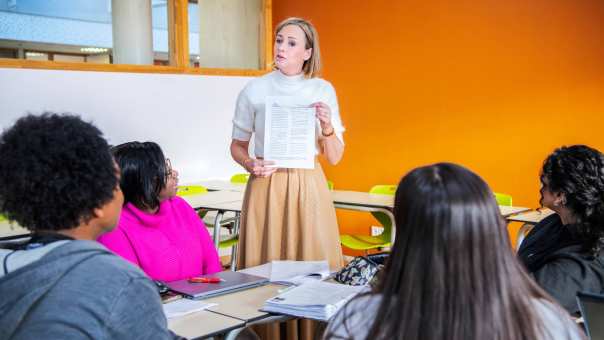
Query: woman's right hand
243,158,277,178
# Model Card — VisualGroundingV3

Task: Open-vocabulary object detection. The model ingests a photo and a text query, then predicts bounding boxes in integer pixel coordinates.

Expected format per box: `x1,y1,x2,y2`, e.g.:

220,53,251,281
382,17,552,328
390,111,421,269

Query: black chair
577,291,604,340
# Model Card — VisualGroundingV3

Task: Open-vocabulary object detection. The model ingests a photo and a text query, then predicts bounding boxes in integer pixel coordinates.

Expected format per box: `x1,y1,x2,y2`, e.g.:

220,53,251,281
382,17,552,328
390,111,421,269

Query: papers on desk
262,280,363,321
239,260,331,286
162,299,217,319
264,96,316,169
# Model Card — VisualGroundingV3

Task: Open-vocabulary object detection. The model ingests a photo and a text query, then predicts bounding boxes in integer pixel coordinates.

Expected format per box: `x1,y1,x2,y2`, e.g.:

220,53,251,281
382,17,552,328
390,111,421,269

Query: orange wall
273,1,604,251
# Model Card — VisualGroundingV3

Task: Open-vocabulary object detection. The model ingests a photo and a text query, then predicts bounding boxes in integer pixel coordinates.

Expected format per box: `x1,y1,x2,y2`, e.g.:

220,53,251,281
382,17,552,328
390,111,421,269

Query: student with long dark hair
519,145,604,315
98,141,221,282
325,163,582,340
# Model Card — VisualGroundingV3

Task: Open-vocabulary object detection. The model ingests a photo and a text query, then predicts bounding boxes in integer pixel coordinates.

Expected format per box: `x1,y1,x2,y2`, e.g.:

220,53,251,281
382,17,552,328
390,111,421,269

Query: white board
0,68,254,183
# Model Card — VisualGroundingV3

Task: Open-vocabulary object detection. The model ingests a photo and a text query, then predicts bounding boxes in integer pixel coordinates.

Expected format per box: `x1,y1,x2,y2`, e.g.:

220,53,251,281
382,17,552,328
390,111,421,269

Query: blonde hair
274,17,321,78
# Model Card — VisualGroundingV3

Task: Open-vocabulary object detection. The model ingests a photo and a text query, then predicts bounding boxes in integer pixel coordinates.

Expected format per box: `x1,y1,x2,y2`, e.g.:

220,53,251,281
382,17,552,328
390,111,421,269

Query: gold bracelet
322,128,335,137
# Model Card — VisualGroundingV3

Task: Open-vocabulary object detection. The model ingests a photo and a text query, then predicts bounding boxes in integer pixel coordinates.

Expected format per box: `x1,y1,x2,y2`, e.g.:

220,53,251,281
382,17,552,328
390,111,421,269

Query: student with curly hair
519,145,604,315
98,141,221,282
324,163,582,340
0,114,181,339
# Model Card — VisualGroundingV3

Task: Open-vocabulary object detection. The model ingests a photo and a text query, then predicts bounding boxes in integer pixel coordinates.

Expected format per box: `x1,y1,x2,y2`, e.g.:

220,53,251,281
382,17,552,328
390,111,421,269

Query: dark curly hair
0,113,118,231
111,141,167,211
541,145,604,255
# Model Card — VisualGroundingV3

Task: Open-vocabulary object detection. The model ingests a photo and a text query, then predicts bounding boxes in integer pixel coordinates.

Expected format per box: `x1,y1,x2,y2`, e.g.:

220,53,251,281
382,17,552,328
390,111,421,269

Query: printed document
264,96,315,169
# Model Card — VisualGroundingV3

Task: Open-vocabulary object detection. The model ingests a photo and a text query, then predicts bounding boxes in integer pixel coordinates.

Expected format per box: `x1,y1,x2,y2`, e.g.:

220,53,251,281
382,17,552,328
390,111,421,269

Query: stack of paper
262,280,364,321
239,260,331,286
162,299,217,319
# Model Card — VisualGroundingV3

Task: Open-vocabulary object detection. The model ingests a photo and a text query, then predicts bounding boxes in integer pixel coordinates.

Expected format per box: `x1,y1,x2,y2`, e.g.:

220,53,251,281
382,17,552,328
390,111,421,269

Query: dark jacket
518,214,604,315
0,240,183,339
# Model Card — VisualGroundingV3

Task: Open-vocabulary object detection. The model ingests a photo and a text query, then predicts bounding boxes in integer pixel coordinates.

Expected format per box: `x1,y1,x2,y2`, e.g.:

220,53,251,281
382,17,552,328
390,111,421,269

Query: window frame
0,0,272,77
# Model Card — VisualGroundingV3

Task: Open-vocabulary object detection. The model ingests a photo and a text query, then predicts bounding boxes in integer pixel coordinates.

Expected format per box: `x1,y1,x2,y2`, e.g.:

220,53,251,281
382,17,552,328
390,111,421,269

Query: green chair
327,180,334,190
340,184,396,251
0,214,6,222
230,173,250,184
177,185,208,196
494,192,513,206
178,184,240,269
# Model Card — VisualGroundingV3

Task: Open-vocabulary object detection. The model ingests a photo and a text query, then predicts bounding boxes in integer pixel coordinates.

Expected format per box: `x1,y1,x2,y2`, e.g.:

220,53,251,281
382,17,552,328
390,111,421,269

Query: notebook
577,291,604,340
261,280,364,321
166,270,268,300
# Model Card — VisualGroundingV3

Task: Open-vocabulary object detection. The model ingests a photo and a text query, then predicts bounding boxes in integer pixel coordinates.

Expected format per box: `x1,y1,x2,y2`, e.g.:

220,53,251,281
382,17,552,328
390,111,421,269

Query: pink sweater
98,196,222,282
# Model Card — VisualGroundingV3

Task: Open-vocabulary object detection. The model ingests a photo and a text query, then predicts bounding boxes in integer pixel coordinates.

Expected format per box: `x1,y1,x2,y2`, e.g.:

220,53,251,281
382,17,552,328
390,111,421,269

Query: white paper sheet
264,96,315,169
162,299,217,319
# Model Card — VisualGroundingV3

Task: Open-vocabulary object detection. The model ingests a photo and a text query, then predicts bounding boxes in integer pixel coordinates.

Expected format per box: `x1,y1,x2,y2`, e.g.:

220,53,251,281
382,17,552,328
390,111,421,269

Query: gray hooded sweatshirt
0,239,183,339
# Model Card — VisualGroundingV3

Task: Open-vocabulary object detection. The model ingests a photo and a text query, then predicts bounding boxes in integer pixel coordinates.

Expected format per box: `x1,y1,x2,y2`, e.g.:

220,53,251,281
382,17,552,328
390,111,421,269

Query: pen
188,277,223,283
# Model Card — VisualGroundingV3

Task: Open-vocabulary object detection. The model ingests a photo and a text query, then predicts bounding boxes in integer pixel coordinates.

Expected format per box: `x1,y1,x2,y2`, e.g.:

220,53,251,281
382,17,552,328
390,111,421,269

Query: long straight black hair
111,141,167,211
328,163,570,340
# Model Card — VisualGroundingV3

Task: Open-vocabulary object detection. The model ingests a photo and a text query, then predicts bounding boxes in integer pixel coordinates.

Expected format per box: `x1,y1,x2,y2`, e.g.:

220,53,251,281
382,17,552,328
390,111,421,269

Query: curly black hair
541,145,604,255
0,113,118,231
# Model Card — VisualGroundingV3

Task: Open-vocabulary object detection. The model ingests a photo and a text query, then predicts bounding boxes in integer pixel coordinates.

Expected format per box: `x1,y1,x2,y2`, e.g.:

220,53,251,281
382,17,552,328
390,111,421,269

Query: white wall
0,68,253,183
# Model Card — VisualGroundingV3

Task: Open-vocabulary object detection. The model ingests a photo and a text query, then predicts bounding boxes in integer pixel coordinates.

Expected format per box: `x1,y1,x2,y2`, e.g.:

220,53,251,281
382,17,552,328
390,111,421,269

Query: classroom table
506,208,554,224
0,220,29,239
507,208,555,250
194,180,246,192
168,309,245,340
203,283,285,323
181,183,532,251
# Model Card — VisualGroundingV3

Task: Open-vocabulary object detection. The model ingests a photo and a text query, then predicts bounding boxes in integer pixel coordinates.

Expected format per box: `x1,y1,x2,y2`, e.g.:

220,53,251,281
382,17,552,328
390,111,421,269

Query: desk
193,180,246,192
506,208,554,224
506,209,554,250
499,206,531,217
204,283,283,322
0,220,29,239
168,310,244,340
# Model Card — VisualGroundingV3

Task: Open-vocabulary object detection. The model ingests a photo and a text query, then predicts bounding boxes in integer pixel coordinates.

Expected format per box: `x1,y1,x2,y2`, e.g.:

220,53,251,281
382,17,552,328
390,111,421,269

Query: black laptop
577,291,604,340
166,270,268,300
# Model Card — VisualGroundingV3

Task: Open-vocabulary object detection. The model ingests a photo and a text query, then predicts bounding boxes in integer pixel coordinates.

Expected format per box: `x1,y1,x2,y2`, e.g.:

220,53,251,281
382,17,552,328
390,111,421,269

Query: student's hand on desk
243,158,277,178
312,102,335,137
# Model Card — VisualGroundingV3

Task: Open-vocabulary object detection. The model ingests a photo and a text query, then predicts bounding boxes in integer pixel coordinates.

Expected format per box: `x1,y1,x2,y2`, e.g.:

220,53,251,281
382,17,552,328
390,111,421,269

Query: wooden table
168,309,245,340
0,220,29,239
204,283,284,323
506,208,554,224
193,180,246,192
499,206,531,217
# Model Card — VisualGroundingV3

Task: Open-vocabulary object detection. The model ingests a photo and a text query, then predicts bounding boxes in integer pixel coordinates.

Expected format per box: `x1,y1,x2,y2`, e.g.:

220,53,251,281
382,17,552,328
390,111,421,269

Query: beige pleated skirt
237,161,344,270
237,161,343,340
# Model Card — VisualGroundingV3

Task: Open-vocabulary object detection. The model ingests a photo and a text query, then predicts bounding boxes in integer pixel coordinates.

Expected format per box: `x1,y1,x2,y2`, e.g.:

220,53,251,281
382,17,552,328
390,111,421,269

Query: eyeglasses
165,158,175,180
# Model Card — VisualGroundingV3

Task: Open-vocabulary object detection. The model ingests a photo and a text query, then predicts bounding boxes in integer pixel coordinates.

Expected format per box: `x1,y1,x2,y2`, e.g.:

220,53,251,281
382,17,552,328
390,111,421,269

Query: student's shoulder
532,298,583,339
70,240,148,281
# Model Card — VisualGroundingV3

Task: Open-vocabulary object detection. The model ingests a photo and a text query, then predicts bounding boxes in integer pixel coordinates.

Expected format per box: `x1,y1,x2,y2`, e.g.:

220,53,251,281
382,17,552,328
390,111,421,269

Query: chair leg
230,212,241,271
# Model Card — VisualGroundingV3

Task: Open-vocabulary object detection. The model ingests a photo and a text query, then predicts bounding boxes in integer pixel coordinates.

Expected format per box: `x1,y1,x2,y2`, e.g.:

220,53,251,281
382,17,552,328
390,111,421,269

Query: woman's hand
243,158,277,178
313,102,335,136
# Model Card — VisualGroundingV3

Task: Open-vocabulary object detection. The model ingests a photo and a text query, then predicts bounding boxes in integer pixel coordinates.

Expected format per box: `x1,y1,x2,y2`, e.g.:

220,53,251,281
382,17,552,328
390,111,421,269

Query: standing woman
231,17,345,271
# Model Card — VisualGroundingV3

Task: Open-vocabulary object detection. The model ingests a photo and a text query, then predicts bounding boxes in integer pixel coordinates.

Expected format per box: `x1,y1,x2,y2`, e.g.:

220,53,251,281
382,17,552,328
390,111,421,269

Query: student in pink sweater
98,142,221,282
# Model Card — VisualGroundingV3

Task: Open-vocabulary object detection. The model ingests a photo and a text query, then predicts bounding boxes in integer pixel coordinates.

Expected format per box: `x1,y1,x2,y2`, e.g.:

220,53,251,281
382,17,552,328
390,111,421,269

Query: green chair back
340,184,397,251
176,185,208,196
0,214,6,222
230,173,250,184
494,192,513,206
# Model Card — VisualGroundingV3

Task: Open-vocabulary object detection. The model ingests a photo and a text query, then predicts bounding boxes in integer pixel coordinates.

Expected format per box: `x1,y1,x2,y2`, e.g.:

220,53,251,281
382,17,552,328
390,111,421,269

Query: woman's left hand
312,102,334,136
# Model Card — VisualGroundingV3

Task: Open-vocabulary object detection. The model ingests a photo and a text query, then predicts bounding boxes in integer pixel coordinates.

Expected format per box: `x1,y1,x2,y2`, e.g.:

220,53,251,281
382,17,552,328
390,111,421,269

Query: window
0,0,271,75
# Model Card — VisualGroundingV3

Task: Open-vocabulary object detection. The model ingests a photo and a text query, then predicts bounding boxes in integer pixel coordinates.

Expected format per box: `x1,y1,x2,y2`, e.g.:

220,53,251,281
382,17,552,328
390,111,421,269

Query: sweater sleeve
106,277,184,340
232,86,254,141
97,227,141,268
